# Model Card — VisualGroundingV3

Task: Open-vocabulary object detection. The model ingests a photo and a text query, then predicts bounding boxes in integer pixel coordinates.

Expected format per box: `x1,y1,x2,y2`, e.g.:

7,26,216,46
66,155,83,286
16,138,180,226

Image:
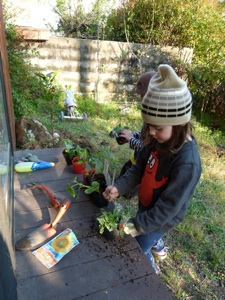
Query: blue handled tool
14,161,55,172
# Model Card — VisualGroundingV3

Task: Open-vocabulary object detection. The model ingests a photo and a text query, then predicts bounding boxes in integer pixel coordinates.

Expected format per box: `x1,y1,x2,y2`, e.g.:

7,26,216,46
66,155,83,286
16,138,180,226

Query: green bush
104,0,225,128
5,23,63,122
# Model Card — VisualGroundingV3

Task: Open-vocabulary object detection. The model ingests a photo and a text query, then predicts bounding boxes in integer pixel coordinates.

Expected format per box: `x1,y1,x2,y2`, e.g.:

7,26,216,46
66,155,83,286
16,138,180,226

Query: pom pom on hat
141,64,192,126
136,71,157,96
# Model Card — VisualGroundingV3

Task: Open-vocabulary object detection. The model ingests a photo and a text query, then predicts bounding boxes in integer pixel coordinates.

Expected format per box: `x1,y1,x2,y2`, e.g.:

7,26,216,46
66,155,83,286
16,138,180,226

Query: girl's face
147,124,173,143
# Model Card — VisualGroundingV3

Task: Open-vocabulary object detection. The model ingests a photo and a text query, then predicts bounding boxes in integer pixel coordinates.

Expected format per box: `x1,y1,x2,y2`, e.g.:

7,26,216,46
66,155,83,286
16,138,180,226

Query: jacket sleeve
129,131,142,152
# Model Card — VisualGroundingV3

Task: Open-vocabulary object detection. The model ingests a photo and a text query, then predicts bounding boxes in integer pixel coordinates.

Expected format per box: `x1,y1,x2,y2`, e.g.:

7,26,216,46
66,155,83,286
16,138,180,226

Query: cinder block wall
30,37,193,102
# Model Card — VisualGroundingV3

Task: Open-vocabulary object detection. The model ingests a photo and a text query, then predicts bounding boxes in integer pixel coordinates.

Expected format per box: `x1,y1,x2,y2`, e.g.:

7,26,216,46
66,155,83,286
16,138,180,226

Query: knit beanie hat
136,71,157,96
141,64,192,126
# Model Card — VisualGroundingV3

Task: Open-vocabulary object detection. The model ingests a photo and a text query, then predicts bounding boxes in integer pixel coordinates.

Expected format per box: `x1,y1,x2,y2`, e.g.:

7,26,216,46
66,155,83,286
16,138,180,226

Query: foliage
73,144,90,163
185,63,225,125
2,0,23,24
4,21,64,123
66,177,100,199
111,124,129,134
35,71,63,136
51,0,110,39
76,94,122,119
5,24,41,120
104,0,225,123
63,138,75,159
104,0,225,54
97,207,121,234
97,204,135,237
89,145,113,173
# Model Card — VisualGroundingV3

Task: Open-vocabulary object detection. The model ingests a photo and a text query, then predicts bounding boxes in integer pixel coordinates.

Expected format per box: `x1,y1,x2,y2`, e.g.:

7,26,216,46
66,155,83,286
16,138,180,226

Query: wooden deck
14,148,174,300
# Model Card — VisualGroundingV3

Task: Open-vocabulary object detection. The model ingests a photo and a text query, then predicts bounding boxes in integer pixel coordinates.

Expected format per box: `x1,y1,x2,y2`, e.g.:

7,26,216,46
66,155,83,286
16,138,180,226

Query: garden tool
25,183,61,208
15,200,71,251
15,161,55,172
21,153,43,162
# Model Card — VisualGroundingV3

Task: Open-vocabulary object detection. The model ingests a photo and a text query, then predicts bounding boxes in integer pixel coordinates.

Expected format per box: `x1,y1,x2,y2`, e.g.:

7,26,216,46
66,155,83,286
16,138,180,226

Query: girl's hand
119,221,139,237
119,129,134,142
124,222,139,237
103,185,120,201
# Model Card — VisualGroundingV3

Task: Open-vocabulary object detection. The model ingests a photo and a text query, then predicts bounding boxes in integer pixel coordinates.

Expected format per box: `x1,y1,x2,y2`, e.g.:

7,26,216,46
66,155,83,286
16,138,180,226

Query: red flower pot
72,156,86,174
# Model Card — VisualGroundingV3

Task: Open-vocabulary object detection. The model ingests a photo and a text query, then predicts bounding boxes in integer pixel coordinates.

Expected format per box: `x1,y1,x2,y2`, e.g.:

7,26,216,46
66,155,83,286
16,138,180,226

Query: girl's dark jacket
114,138,202,234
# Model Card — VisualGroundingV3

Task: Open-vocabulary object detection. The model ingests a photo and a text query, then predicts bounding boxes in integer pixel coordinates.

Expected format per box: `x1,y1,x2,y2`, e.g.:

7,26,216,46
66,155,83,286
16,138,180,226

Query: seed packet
32,228,79,268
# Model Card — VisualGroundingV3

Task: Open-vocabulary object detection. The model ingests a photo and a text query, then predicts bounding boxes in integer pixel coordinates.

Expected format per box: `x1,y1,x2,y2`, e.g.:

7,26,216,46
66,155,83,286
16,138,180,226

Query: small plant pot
72,156,86,174
86,173,108,208
83,169,96,184
62,149,73,165
91,191,108,208
102,228,119,240
116,135,127,145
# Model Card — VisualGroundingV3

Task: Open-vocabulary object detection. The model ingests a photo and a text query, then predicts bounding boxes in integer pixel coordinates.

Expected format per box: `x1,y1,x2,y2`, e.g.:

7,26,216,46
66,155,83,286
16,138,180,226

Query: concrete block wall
30,37,193,102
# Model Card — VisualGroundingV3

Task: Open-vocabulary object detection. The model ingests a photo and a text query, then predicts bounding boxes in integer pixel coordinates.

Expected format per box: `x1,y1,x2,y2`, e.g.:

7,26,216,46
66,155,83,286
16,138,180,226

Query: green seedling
66,177,100,199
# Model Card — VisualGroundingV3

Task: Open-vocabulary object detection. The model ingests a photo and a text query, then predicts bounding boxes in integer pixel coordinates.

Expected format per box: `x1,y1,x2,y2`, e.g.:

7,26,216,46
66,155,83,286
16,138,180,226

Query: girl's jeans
135,229,167,272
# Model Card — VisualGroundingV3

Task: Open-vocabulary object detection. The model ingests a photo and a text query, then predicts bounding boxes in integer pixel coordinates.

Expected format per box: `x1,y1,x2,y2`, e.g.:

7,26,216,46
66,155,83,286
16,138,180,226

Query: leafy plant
63,139,76,159
51,0,111,39
89,145,112,173
112,124,129,134
66,177,100,199
36,71,62,136
97,207,121,235
73,145,90,164
97,204,135,238
63,142,90,163
109,124,130,145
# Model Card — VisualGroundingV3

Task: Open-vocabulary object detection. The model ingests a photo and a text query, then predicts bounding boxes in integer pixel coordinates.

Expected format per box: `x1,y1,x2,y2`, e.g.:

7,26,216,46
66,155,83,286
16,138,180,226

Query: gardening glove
119,221,139,237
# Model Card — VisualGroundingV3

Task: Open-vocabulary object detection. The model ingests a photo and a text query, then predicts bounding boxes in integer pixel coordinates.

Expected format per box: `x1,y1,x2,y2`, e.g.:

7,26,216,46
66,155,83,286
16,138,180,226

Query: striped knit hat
141,64,192,126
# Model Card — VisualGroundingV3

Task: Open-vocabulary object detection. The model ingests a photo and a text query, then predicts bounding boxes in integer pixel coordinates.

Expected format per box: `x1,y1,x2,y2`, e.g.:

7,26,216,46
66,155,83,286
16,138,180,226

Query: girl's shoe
151,247,168,261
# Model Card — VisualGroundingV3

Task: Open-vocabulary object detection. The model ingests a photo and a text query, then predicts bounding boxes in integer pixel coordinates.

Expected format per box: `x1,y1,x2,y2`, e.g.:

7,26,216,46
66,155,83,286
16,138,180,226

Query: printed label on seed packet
32,228,79,268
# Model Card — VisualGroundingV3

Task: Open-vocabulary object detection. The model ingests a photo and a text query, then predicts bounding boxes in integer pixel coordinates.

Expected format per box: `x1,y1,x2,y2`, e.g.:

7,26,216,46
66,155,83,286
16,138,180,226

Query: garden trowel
15,200,71,251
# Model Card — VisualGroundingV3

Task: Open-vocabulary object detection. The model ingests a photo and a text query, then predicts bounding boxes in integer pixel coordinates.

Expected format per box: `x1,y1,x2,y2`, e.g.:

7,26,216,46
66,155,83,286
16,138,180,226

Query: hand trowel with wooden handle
15,201,71,251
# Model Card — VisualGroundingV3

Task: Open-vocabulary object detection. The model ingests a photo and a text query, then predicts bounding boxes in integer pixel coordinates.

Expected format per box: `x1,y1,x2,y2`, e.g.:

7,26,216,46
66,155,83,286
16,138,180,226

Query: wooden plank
16,234,139,279
17,248,157,300
14,148,65,158
14,165,77,186
14,201,100,230
80,276,174,300
14,183,90,211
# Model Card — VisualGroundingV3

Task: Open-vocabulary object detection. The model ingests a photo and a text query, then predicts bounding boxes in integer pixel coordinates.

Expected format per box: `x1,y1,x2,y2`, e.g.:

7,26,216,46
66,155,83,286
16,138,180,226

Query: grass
37,97,225,300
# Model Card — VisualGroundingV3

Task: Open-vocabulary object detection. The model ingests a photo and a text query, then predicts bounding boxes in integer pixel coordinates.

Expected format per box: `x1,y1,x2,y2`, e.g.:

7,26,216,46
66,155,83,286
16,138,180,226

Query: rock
15,116,54,149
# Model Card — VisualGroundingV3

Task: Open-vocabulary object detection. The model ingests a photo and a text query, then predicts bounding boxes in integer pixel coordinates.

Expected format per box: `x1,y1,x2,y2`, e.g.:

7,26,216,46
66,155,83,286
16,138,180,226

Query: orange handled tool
16,201,71,251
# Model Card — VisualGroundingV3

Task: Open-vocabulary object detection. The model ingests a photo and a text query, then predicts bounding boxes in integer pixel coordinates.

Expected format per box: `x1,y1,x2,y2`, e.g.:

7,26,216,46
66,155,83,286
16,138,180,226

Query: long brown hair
141,122,194,155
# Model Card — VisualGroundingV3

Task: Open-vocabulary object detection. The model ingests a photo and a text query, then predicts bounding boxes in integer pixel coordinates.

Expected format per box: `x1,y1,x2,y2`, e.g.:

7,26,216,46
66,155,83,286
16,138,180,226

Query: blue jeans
135,229,166,272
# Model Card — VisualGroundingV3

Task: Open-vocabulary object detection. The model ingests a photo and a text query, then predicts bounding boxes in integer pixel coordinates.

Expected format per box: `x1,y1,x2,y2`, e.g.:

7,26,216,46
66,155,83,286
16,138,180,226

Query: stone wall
30,37,193,102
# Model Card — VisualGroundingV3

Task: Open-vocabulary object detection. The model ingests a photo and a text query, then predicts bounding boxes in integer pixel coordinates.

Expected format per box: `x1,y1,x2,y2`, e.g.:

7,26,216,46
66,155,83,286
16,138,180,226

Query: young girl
103,64,202,272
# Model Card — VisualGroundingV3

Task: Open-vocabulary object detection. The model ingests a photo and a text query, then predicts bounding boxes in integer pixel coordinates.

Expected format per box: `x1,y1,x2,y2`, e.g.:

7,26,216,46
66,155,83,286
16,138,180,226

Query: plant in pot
66,173,109,208
67,145,114,208
66,162,114,208
96,204,135,240
87,145,114,183
109,124,129,145
62,139,77,165
72,145,90,174
84,145,115,207
66,177,100,197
